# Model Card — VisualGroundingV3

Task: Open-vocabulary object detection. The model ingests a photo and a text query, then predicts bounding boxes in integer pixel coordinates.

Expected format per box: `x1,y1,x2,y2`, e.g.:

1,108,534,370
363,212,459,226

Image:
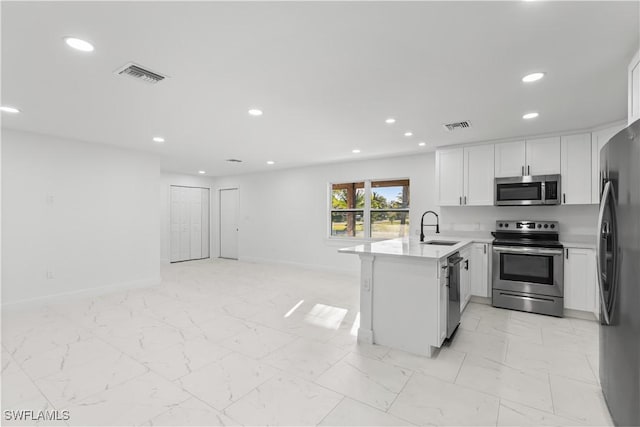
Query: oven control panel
495,220,558,233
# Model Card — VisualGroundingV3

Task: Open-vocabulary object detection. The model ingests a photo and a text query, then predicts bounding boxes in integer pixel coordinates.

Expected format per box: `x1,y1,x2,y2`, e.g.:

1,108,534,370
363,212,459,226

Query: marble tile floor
2,259,612,426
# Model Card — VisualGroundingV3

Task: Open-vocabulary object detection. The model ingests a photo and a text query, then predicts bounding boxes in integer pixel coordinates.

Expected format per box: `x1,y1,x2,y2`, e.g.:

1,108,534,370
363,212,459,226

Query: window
330,179,410,239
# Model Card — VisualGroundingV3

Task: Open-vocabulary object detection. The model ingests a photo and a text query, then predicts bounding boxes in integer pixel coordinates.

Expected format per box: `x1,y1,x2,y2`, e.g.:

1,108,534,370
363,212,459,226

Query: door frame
218,187,240,260
169,185,211,263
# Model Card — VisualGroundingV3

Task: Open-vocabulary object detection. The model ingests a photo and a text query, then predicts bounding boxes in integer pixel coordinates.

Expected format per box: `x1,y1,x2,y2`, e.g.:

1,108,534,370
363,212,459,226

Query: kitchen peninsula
339,237,473,357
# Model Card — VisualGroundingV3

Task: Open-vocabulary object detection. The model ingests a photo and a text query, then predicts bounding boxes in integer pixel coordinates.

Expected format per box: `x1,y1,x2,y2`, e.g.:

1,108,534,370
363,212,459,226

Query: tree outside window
330,179,409,239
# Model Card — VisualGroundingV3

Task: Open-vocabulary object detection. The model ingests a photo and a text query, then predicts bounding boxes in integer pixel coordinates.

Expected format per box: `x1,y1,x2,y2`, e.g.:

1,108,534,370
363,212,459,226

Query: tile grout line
547,372,557,415
315,395,346,426
452,351,468,384
384,369,415,414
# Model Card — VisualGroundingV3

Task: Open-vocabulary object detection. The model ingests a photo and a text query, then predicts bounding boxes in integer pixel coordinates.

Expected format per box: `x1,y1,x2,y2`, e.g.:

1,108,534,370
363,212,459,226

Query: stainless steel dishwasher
446,252,463,339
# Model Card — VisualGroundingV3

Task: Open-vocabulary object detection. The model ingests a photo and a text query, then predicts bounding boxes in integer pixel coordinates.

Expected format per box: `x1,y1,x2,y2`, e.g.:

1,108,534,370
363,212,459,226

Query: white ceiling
2,1,638,176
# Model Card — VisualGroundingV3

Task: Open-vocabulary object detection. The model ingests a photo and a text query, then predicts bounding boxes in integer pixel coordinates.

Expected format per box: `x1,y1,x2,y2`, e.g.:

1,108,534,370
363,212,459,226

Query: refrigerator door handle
596,180,613,326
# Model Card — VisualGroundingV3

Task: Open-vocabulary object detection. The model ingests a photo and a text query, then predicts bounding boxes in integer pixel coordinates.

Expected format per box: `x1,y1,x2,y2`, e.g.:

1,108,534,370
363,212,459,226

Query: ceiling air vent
115,62,167,84
442,120,472,132
226,159,243,163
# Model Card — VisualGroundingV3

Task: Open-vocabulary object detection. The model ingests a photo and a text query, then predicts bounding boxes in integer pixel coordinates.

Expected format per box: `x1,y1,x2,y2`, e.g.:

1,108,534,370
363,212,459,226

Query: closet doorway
170,186,210,262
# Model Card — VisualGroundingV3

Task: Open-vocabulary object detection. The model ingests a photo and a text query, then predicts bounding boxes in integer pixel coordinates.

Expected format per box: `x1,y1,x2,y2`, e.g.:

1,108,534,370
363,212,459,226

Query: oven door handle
492,246,563,256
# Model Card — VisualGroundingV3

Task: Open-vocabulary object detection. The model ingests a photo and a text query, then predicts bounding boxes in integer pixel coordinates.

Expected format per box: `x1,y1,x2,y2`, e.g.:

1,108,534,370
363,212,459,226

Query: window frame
328,178,410,241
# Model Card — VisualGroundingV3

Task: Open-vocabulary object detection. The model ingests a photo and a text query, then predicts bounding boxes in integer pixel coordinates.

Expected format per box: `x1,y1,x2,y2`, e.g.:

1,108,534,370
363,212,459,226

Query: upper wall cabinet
591,123,626,203
436,148,464,206
525,136,561,176
494,140,525,177
629,49,640,125
494,137,560,177
437,144,494,206
561,133,592,205
464,144,495,205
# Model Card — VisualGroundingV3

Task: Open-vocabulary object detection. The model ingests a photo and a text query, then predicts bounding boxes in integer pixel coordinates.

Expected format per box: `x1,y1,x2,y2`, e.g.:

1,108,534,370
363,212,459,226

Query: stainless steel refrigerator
597,118,640,427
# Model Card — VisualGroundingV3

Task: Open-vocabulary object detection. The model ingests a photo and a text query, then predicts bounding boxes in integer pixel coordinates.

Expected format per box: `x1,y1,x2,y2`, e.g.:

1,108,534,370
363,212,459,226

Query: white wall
159,173,215,263
209,152,598,274
2,129,161,305
440,205,598,237
211,153,438,273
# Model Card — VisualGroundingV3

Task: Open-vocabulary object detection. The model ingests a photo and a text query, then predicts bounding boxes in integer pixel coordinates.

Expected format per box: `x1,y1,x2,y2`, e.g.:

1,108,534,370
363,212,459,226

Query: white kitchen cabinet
464,144,495,205
460,246,472,312
494,138,560,177
494,140,526,177
436,148,464,206
437,144,494,206
591,122,626,203
561,133,592,205
525,136,561,176
629,48,640,125
564,247,597,313
470,242,491,298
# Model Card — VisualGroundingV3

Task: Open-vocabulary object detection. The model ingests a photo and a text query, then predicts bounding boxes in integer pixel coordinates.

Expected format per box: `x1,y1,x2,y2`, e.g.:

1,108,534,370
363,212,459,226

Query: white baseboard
238,255,359,276
2,276,162,311
564,308,599,321
470,296,491,305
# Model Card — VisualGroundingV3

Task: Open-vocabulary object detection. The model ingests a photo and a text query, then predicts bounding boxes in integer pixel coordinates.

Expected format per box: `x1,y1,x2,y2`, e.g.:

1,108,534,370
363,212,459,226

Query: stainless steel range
491,220,564,317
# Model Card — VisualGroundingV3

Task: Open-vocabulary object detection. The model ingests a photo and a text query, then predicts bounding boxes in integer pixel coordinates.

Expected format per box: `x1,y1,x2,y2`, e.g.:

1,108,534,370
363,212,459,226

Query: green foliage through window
331,179,410,239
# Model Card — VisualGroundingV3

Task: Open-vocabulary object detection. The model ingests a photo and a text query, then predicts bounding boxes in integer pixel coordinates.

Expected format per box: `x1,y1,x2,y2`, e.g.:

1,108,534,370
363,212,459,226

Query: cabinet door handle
483,244,487,254
563,193,566,204
464,196,467,205
459,196,462,205
527,165,530,175
566,248,569,259
521,166,524,176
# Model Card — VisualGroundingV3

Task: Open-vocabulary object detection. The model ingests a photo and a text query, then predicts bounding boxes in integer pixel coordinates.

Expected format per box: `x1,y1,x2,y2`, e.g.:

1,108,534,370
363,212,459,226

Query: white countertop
339,237,473,260
560,234,597,249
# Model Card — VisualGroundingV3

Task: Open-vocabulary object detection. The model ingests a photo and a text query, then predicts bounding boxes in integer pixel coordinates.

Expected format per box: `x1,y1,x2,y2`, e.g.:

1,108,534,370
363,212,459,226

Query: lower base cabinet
564,247,598,314
470,243,491,298
460,246,471,312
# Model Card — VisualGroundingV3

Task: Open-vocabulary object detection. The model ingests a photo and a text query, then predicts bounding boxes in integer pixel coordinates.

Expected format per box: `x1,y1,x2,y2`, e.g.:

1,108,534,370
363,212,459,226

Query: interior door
220,188,239,259
201,188,210,258
189,187,202,260
170,186,185,262
170,186,210,263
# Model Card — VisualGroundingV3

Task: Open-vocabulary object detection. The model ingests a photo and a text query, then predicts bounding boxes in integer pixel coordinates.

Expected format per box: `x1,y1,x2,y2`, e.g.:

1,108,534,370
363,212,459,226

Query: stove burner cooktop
492,220,562,248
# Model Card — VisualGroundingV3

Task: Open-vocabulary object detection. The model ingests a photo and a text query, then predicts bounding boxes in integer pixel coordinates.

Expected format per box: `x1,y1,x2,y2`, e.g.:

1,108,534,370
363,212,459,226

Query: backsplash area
439,205,599,237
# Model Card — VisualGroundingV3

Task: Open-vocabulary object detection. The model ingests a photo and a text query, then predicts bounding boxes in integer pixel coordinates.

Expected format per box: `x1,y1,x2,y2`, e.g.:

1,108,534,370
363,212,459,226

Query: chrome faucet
420,211,440,242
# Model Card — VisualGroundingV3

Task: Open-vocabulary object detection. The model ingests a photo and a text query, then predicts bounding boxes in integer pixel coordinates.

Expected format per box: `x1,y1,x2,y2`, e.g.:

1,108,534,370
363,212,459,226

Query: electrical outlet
46,270,55,279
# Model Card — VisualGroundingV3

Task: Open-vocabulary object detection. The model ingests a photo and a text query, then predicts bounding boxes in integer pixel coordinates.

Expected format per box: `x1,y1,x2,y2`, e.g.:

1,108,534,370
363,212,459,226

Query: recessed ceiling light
522,72,545,83
404,132,413,137
266,161,275,165
418,142,427,147
352,149,361,154
198,170,206,175
248,109,263,116
64,37,94,52
522,112,539,120
385,118,396,124
152,136,165,143
0,105,20,114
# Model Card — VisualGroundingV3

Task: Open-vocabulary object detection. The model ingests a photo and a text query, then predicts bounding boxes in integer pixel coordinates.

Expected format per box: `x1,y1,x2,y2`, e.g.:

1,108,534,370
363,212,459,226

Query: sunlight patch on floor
304,304,348,330
284,299,305,318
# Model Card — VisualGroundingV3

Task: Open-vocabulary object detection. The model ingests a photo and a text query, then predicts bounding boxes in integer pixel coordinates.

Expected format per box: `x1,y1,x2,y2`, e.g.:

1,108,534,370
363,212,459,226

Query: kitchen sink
421,240,459,246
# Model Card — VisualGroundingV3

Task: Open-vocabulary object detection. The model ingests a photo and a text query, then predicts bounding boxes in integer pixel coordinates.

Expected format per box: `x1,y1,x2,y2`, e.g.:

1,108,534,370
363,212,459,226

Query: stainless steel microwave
494,174,561,206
